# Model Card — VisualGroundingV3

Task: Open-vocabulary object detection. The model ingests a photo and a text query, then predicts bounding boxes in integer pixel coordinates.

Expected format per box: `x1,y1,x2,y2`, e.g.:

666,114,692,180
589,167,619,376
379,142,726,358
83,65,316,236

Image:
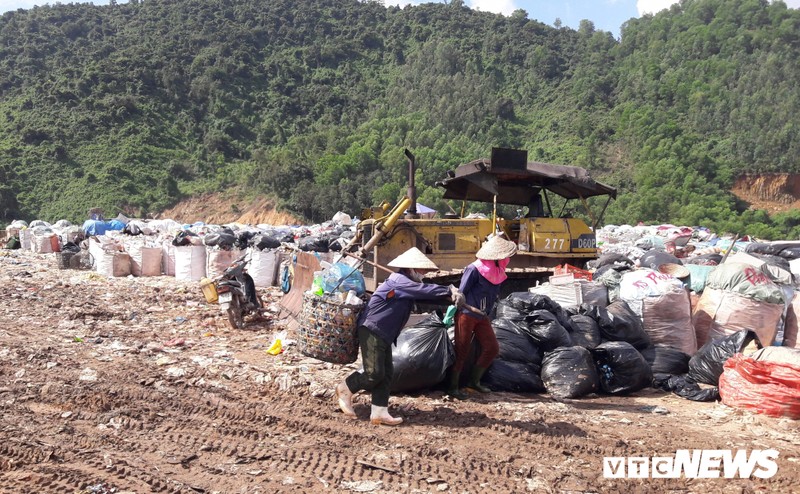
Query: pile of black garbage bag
387,292,755,403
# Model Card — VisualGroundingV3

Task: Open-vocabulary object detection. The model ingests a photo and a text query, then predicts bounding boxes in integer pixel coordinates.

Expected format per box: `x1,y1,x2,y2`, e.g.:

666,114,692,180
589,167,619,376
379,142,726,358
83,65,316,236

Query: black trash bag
171,230,197,246
235,230,257,250
298,235,330,252
482,359,545,393
62,241,81,254
584,300,652,350
587,253,634,270
749,253,792,272
390,313,454,393
276,231,295,244
640,345,690,375
581,282,609,308
541,346,599,399
498,292,576,332
252,233,281,250
204,232,235,249
327,236,344,252
493,318,543,366
6,235,21,249
593,341,653,395
123,223,141,235
569,314,602,349
687,330,757,386
639,250,683,270
744,241,800,260
684,253,722,266
652,373,720,402
523,310,573,352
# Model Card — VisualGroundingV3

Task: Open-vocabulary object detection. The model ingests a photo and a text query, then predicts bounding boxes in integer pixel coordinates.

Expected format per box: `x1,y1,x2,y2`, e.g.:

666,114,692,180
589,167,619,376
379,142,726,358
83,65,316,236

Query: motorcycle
214,254,264,329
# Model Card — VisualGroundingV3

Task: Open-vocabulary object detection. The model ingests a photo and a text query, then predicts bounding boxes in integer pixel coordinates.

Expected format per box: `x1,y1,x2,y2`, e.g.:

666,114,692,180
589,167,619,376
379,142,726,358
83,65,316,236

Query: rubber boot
467,366,491,393
446,370,468,400
335,381,357,419
370,405,403,426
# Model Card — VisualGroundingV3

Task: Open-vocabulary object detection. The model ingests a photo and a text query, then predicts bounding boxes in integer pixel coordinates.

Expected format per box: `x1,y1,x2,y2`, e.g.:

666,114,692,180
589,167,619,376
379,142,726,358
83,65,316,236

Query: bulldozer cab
345,147,616,292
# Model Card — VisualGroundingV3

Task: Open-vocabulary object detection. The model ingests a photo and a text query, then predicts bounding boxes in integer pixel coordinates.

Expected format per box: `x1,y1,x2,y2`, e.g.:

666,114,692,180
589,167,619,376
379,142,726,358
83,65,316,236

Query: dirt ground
1,249,798,494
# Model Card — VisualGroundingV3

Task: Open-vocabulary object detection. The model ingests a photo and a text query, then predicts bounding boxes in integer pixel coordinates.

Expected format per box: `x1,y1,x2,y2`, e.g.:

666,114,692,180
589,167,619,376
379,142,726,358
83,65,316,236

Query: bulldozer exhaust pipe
405,148,418,218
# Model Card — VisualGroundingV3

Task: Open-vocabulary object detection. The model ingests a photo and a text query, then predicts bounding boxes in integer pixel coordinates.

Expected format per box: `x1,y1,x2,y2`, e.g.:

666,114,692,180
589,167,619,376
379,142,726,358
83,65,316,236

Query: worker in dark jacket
336,247,465,426
447,234,517,399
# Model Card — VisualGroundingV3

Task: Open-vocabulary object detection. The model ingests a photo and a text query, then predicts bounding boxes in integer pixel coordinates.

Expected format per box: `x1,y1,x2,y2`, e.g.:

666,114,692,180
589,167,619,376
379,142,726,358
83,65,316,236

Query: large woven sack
782,291,800,349
691,287,782,348
719,354,800,419
161,241,176,276
249,248,280,287
641,287,697,355
206,248,244,279
175,245,207,281
96,251,131,277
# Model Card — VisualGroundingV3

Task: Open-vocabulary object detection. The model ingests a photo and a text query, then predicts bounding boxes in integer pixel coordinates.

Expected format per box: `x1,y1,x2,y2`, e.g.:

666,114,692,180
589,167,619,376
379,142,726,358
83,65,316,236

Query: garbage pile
384,223,800,419
3,211,359,290
4,217,799,419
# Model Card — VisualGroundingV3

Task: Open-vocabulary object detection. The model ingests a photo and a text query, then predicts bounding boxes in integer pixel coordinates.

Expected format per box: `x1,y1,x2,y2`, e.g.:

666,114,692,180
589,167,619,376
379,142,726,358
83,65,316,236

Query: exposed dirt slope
158,193,302,226
1,249,799,493
732,174,800,215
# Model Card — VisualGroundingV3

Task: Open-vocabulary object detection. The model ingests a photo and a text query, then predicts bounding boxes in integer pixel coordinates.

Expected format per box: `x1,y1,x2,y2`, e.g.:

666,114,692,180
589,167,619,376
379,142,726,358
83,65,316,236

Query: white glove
449,285,466,308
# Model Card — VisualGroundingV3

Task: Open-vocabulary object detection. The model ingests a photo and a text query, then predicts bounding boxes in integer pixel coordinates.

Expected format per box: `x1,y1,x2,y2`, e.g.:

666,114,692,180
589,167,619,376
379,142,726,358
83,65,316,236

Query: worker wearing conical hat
335,247,465,426
447,234,517,399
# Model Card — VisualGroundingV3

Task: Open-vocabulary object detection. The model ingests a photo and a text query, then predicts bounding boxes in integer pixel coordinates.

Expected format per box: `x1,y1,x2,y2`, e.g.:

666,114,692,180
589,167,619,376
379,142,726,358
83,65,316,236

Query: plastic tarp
82,220,108,236
719,354,800,419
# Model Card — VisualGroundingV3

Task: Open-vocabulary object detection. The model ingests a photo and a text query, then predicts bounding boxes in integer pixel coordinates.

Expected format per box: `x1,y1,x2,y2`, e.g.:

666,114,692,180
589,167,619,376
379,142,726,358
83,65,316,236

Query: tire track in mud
16,378,558,491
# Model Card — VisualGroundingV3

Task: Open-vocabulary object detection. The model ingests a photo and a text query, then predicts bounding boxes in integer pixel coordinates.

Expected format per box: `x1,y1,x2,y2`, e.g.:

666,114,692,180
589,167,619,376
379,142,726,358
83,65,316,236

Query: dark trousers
453,312,499,373
345,326,393,407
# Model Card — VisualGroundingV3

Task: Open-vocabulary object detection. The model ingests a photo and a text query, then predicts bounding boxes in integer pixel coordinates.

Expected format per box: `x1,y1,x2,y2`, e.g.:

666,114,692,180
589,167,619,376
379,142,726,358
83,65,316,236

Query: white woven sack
175,245,206,281
249,248,280,287
161,241,176,276
619,268,684,317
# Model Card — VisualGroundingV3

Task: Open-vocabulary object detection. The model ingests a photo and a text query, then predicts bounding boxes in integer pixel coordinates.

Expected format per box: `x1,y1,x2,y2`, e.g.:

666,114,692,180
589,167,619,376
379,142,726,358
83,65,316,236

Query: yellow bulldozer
341,147,616,292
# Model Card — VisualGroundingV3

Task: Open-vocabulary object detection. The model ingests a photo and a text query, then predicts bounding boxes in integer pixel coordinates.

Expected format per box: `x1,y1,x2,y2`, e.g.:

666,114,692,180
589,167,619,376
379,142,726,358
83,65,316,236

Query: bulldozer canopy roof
438,158,617,206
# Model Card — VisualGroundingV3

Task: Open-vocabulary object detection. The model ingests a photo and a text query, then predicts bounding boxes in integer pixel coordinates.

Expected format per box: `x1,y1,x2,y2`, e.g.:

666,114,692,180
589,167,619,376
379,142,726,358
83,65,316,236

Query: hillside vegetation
1,0,800,238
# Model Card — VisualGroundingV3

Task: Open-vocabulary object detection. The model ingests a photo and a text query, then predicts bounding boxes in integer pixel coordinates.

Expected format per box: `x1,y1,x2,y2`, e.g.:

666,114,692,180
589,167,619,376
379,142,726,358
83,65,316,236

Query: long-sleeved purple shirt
357,271,451,345
458,263,502,320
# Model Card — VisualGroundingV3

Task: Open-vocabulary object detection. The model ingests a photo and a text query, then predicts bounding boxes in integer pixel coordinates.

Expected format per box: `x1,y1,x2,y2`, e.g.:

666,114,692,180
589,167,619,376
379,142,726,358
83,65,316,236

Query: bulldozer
341,147,616,292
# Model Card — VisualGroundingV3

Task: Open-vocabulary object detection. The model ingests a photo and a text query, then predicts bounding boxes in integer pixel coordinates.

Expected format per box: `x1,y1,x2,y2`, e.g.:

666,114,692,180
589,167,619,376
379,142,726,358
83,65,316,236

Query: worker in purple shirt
335,247,465,426
447,234,517,399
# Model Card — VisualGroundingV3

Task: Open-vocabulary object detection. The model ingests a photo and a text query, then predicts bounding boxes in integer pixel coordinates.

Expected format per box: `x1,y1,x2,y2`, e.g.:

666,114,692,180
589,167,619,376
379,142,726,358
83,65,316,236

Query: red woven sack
719,354,800,419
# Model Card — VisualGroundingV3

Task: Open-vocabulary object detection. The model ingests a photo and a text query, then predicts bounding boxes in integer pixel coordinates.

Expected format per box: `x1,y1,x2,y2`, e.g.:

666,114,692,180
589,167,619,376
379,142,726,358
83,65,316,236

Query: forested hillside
1,0,799,238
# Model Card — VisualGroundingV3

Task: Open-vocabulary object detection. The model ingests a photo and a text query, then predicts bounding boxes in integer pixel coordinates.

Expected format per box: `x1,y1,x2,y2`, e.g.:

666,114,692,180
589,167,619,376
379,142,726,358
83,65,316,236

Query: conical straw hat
476,234,518,261
658,263,690,279
387,247,439,270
